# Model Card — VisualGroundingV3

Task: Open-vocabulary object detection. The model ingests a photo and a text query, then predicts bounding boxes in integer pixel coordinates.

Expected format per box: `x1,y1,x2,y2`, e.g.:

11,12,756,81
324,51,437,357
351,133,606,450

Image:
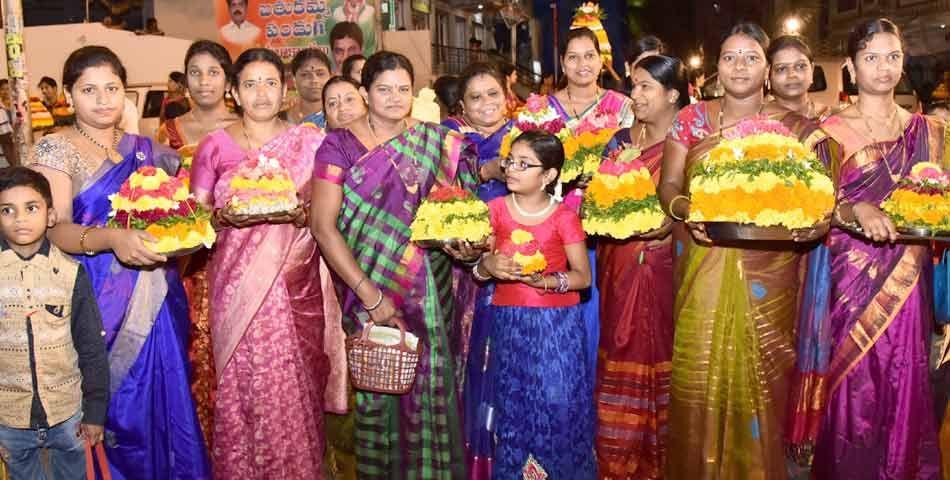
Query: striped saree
315,123,479,479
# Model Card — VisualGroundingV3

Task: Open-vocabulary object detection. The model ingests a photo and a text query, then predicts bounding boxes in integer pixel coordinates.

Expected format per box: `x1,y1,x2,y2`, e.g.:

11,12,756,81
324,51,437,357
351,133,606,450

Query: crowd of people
0,13,949,480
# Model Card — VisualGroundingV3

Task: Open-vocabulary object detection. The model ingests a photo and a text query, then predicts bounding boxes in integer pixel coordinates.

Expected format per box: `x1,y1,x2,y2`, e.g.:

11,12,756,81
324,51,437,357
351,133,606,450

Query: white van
125,83,169,139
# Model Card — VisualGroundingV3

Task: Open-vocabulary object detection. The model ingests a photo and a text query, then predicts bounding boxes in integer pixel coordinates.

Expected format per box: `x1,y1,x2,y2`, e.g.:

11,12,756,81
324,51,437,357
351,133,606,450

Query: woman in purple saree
808,19,947,479
311,51,478,479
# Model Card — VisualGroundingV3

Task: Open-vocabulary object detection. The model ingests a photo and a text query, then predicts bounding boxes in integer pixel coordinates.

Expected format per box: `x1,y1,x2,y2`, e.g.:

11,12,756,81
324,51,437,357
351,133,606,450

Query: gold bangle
669,195,690,221
79,226,97,256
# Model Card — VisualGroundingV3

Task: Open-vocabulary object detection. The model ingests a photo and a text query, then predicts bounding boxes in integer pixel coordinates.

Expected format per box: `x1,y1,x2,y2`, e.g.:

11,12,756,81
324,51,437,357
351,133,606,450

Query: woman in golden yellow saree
658,23,827,479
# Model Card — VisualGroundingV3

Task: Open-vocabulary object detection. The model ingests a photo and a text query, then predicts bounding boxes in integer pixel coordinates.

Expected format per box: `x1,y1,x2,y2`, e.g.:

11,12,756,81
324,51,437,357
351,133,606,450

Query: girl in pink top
473,130,595,479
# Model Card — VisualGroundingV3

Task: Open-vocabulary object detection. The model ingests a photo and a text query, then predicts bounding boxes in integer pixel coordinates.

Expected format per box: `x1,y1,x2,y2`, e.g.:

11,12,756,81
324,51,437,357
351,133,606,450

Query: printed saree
192,124,329,478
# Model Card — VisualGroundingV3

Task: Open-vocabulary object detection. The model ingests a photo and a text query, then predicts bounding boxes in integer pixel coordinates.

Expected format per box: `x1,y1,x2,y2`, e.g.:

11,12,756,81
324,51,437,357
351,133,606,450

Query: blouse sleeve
668,103,704,148
313,130,353,185
28,135,82,177
556,207,586,245
190,134,220,198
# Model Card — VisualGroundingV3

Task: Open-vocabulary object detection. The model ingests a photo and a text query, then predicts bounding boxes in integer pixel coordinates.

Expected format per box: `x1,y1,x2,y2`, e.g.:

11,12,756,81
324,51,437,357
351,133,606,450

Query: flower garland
582,145,665,238
108,166,216,254
881,162,950,230
409,185,492,243
687,117,835,229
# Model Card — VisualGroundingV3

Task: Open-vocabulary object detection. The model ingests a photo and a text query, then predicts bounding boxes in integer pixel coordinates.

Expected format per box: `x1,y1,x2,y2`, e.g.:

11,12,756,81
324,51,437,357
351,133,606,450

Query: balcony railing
432,43,540,88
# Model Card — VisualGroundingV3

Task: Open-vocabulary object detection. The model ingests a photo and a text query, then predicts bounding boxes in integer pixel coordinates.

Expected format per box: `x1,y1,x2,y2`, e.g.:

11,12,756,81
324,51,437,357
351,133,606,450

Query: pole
4,0,33,165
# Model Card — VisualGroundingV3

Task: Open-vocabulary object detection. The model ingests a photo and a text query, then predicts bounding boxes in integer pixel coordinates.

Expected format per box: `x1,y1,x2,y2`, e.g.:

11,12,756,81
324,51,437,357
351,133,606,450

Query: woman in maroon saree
594,55,687,479
811,19,946,479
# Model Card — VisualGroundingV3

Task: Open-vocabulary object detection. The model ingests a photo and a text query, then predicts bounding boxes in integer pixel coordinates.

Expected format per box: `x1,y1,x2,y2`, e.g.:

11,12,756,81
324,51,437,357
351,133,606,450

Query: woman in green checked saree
311,51,479,479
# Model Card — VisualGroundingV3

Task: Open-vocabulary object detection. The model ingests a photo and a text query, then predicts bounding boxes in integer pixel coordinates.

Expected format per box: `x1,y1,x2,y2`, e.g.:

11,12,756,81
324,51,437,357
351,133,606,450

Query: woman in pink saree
190,48,329,477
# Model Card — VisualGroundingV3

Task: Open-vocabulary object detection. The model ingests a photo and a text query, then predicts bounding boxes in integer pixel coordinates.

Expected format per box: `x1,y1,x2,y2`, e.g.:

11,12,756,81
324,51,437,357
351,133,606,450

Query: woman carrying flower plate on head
594,54,688,479
310,51,478,479
189,48,329,477
29,46,210,479
657,23,829,479
156,39,238,449
441,61,513,478
808,19,947,479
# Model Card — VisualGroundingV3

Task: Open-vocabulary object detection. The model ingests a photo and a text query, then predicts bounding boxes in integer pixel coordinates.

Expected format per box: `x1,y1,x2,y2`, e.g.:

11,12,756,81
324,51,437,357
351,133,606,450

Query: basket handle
360,317,411,348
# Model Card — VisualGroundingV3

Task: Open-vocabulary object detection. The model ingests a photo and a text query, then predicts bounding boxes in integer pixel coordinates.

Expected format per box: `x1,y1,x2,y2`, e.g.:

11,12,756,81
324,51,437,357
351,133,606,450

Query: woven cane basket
346,320,421,394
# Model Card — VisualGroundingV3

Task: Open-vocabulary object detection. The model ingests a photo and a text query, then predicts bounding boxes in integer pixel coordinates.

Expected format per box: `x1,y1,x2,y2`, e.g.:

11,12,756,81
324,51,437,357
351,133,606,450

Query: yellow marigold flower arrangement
409,185,492,243
499,228,547,275
561,127,617,183
881,162,950,231
582,145,665,238
108,166,216,255
687,117,835,229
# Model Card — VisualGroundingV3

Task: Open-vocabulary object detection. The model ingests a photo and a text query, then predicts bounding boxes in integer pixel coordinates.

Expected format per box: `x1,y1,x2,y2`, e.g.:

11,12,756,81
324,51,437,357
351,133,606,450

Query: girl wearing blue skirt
473,130,595,479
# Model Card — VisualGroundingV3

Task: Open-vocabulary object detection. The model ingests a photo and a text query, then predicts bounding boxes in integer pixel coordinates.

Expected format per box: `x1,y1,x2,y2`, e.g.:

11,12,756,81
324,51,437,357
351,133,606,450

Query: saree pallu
334,123,478,479
199,126,328,478
71,136,210,479
595,139,672,479
442,117,513,479
666,114,819,480
811,114,946,479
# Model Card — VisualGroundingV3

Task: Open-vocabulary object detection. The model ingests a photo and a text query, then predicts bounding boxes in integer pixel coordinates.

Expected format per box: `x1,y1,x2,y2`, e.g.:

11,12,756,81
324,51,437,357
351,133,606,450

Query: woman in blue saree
30,46,210,479
442,62,512,478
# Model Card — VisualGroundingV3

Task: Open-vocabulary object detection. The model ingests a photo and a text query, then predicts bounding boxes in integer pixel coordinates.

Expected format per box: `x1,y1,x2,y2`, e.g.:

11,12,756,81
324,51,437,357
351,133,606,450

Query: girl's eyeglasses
500,158,546,172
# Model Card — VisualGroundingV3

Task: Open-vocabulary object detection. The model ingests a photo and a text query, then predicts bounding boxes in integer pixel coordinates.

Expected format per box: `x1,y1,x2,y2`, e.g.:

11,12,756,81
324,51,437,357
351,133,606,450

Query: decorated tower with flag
570,2,613,66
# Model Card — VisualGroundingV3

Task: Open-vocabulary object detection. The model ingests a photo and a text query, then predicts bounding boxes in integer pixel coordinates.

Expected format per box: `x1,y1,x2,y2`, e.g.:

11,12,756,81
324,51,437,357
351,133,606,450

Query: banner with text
215,0,377,64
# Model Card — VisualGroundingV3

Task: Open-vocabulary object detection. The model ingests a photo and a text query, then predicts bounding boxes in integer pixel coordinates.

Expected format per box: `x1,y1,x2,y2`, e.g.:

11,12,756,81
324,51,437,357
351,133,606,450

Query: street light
783,16,803,35
688,55,702,70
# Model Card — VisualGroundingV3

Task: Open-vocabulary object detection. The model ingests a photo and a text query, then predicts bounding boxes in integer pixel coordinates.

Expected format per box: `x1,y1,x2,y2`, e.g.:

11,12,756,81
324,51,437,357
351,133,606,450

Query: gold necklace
855,103,903,182
565,86,602,119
